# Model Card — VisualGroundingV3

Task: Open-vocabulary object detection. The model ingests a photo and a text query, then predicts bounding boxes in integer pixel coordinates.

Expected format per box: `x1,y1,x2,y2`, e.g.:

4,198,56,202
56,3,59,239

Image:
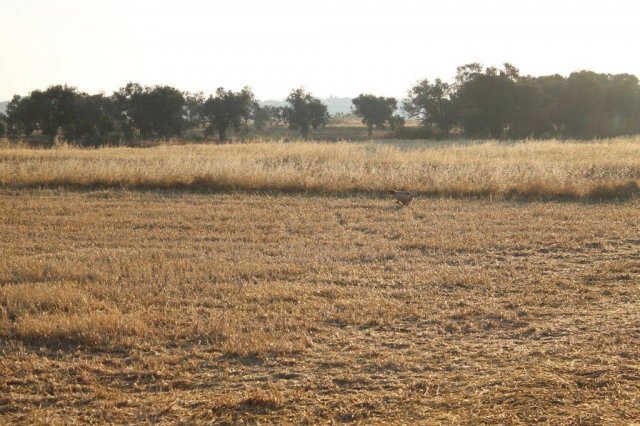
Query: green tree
283,88,329,139
203,87,255,141
404,78,455,132
0,113,6,138
516,74,565,138
6,85,82,141
389,114,405,131
74,94,120,146
6,87,122,145
114,83,186,139
184,92,206,129
252,104,281,131
604,73,640,136
38,85,81,139
556,71,608,139
351,94,397,137
454,63,519,138
5,95,29,136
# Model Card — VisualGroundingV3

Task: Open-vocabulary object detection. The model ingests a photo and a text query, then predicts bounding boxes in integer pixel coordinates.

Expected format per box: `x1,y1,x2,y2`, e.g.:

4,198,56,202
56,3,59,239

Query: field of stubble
1,186,639,424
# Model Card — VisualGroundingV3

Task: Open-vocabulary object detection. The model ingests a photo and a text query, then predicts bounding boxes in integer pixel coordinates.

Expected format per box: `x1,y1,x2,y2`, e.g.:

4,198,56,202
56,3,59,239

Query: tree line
1,63,640,145
356,63,640,139
0,83,329,145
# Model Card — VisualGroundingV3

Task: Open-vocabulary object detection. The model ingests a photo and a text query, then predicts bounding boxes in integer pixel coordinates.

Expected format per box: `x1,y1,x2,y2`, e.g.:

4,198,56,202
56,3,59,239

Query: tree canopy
407,63,640,139
4,63,640,145
352,94,397,137
252,104,283,131
0,113,6,138
283,88,329,139
202,87,255,141
6,85,122,145
114,83,185,139
404,78,455,133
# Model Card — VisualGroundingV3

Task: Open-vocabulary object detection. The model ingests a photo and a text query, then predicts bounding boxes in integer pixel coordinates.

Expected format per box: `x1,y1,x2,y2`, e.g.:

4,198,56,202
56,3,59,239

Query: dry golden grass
1,137,639,200
1,188,639,424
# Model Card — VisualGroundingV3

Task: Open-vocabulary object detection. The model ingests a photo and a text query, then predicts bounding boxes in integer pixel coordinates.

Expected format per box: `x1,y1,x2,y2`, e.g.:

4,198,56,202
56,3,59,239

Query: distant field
1,190,639,423
1,138,639,200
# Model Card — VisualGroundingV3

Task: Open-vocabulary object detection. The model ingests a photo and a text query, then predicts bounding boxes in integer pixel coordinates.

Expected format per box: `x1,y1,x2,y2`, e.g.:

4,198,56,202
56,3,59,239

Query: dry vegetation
1,137,640,201
1,183,639,423
1,139,640,423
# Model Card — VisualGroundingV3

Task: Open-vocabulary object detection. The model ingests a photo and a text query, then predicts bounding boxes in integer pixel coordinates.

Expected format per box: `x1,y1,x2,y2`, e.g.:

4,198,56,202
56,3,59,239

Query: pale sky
1,0,639,101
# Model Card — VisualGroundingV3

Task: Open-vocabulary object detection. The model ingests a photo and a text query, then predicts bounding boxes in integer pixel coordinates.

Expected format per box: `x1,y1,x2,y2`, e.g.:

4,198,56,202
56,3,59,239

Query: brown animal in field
389,190,415,206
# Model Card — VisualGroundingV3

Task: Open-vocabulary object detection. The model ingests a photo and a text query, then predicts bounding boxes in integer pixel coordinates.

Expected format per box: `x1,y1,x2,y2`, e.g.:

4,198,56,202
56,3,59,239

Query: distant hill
260,97,353,116
0,101,8,115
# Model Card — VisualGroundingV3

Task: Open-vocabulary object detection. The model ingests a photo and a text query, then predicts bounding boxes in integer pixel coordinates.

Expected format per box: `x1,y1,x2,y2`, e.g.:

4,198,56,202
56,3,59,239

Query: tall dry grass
1,138,639,200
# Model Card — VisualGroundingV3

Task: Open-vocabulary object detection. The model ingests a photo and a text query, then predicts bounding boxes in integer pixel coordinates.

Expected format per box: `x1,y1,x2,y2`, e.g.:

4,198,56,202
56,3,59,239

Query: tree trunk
218,126,227,142
367,124,373,138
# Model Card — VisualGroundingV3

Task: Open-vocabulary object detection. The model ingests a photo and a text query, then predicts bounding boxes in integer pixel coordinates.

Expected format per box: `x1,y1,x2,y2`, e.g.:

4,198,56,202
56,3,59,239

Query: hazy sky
2,0,639,100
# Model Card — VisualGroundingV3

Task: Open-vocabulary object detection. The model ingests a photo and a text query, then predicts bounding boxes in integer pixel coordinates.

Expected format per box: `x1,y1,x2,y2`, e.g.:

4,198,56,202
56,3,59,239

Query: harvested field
1,188,639,424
